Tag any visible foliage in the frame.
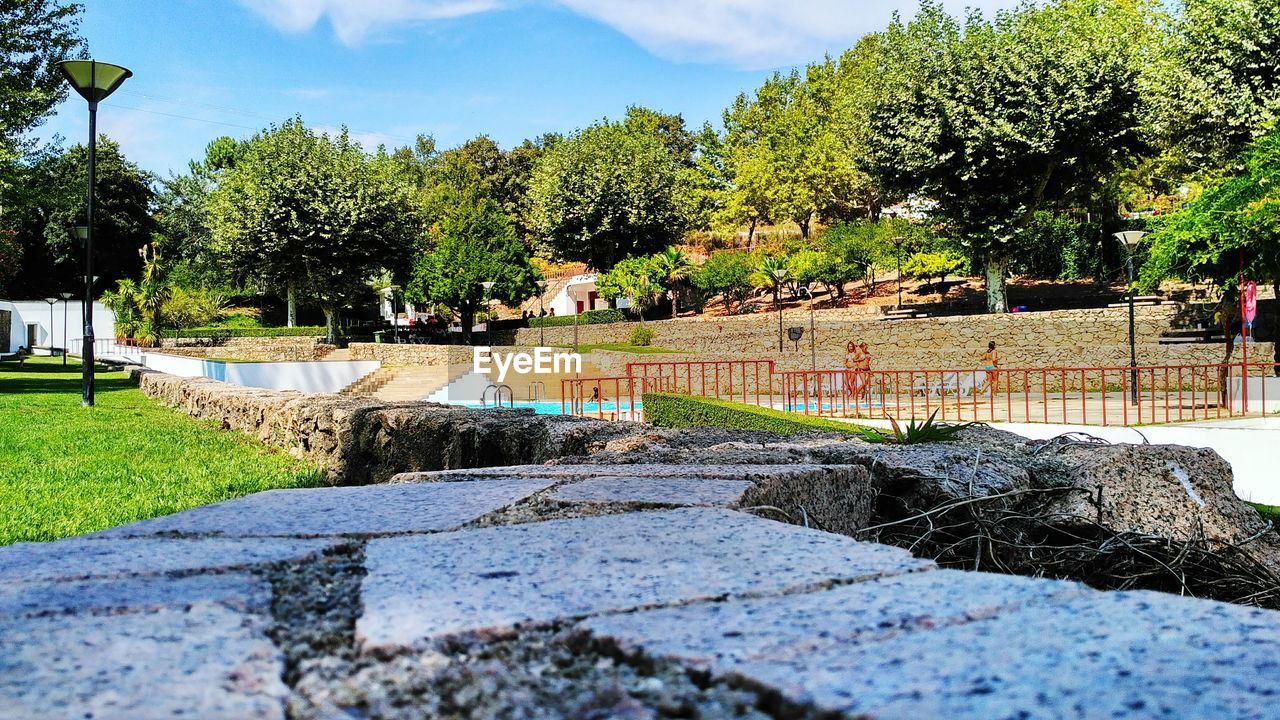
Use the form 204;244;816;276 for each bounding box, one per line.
0;0;83;161
595;255;667;318
162;286;227;328
629;325;655;347
407;179;538;340
0;231;19;295
1141;127;1280;304
1007;211;1108;280
527;308;625;328
902;251;965;291
3;137;156;298
650;246;695;317
862;411;975;444
0;357;322;544
749;254;791;298
694;250;755;314
210;119;420;340
99;279;141;339
168;326;326;339
643;392;881;441
1143;0;1280;170
528;111;693;270
865;0;1154;312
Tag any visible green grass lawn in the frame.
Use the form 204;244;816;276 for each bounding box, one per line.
1252;504;1280;524
0;357;323;545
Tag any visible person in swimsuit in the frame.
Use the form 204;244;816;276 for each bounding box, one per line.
979;341;1000;393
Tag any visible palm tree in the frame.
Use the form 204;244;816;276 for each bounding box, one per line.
652;246;696;319
620;270;664;324
751;254;791;308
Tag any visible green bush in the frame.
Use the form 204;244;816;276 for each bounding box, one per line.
528;308;625;327
168;326;326;339
630;325;656;346
642;393;880;441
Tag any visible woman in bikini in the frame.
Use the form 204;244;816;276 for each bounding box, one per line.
979;341;1000;393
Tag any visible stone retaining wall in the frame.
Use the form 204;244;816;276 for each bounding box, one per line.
127;366;625;485
346;342;474;366
159;336;332;362
510;305;1270;371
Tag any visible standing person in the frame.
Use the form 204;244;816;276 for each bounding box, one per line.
843;341;862;402
856;342;873;407
979;341;1000;393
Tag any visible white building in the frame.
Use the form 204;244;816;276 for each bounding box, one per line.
547;273;609;317
1;300;115;355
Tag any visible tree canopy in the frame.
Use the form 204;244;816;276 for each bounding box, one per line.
0;0;83;164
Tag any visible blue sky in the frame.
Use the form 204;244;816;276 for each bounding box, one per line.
37;0;1018;178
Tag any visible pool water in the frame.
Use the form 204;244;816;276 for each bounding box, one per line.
446;400;641;415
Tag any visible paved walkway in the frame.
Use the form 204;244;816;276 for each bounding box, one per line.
4;464;1279;718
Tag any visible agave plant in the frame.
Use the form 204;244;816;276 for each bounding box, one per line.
864;410;976;444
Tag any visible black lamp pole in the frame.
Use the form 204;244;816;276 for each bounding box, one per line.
58;59;132;407
1115;231;1146;406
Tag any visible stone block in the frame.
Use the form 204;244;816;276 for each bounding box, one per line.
0;537;336;583
0;603;289;720
87;479;556;539
0;573;269;619
581;570;1089;673
590;584;1280;719
357;508;931;650
549;476;754;506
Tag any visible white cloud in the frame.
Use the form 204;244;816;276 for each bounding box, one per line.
237;0;504;45
241;0;1022;68
555;0;1023;69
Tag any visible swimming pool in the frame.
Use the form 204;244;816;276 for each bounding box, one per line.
445;399;642;416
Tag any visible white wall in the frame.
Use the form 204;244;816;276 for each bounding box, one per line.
548;274;600;317
139;351;380;394
1;300;115;354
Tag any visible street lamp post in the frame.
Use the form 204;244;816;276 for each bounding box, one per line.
481;281;495;347
43;298;57;356
535;280;548;348
1115;231;1147;405
772;268;788;353
58;59;133;407
808;300;817;371
892;236;905;308
388;285;401;344
59;292;73;365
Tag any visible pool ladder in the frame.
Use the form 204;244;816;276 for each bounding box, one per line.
481;384;513;407
528;381;545;402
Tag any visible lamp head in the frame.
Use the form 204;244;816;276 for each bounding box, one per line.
57;60;132;103
59;292;73;300
771;269;788;281
536;280;548;290
72;226;88;241
1114;230;1147;250
481;281;495;291
44;297;58;305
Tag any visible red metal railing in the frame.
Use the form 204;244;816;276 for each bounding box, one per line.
562;359;1280;427
560;375;668;422
625;359;778;408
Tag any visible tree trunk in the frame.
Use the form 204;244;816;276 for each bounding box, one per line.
286;282;297;328
984;255;1009;313
670;285;679;319
461;307;474;345
747;219;757;250
798;215;811;240
321;304;337;345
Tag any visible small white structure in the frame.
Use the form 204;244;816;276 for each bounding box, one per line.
1;299;115;355
547;273;608;317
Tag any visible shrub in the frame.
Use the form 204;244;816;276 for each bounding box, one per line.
528;308;625;327
168;326;326;339
630;325;655;346
642;393;881;441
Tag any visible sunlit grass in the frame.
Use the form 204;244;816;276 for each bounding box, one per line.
0;357;323;544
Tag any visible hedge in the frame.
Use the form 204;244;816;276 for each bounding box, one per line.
528;308;625;328
642;392;881;441
168;326;327;339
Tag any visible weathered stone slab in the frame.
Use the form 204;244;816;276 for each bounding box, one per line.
0;572;268;619
0;537;335;583
390;463;852;483
581;570;1090;673
358;507;931;650
0;603;289;719
594;586;1280;718
549;476;754;506
88;478;556;539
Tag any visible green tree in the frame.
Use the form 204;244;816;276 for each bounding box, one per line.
0;0;83;163
750;254;791;308
3;137;155;298
528;115;692;271
210;119;419;339
902;251;965;293
819;220;901;296
693;250;754;314
866;0;1153;312
406;181;538;342
651;246;696;318
0;230;19;295
1144;0;1280;171
596;255;666;320
1140;127;1280;359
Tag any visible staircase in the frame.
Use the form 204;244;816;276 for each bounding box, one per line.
339;367;399;396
